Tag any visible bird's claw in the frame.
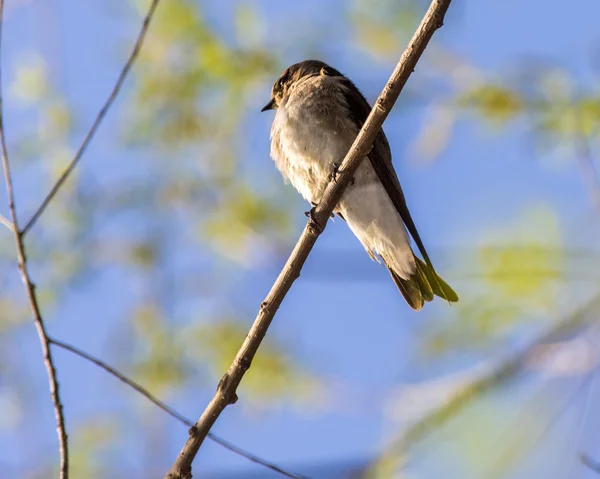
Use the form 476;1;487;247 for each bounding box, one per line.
304;206;324;234
305;202;334;220
328;163;356;186
328;163;340;182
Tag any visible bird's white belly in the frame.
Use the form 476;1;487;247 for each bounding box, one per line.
338;173;415;278
267;74;416;279
271;100;353;205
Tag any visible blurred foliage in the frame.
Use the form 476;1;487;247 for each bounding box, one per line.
406;388;558;479
128;0;277;147
124;0;294;265
130;305;190;395
412;52;600;364
1;0;311;474
415;56;600;164
9;54;74;171
478;205;561;310
350;0;432;60
444;397;548;478
2;0;600;477
423;205;565;356
181;319;323;409
0;54;79;335
456;83;524;128
201;182;291;265
0;295;30;333
0;387;21;430
69;418;118;479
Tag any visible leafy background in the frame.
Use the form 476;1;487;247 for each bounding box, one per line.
1;0;600;477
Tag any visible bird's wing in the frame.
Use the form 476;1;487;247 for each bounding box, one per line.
336;75;435;271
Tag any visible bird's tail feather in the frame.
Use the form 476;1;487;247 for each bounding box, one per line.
387;257;458;311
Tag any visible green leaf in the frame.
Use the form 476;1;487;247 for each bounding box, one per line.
457;84;523;127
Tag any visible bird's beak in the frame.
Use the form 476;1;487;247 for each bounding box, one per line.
261;98;276;112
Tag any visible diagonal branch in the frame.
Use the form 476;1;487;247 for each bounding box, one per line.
49;337;306;479
0;3;69;477
21;0;161;237
164;1;454;477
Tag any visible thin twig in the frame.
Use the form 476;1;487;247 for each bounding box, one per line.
0;2;68;477
50;337;191;424
368;293;600;477
164;1;453;478
21;0;161;236
0;211;12;230
206;435;308;479
49;337;307;479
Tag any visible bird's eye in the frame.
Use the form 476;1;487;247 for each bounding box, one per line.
277;78;285;88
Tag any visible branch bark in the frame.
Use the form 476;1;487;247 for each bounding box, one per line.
0;3;69;477
165;1;453;477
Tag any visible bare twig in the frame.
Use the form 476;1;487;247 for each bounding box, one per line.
206;435;308;479
50;337;191;424
49;337;307;479
0;211;12;230
0;3;68;477
368;293;600;477
165;1;453;477
21;0;161;236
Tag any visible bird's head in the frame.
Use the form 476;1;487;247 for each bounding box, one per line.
261;60;342;112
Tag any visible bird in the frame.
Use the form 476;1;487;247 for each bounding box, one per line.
261;59;458;311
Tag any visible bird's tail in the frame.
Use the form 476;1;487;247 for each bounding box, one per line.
387;257;458;311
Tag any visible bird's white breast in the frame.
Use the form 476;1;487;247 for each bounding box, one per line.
270;76;356;205
267;74;415;278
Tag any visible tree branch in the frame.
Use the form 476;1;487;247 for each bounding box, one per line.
368;293;600;476
0;211;12;230
164;1;453;477
0;3;69;477
49;337;306;479
21;0;161;236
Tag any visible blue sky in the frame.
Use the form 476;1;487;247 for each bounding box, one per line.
1;0;600;477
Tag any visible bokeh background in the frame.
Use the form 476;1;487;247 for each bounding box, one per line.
1;0;600;477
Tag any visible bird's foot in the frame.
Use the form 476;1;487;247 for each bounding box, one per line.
328;163;340;182
328;163;355;186
304;202;318;219
304;206;324;234
305;201;334;220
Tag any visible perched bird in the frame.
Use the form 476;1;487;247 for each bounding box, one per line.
261;60;458;310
